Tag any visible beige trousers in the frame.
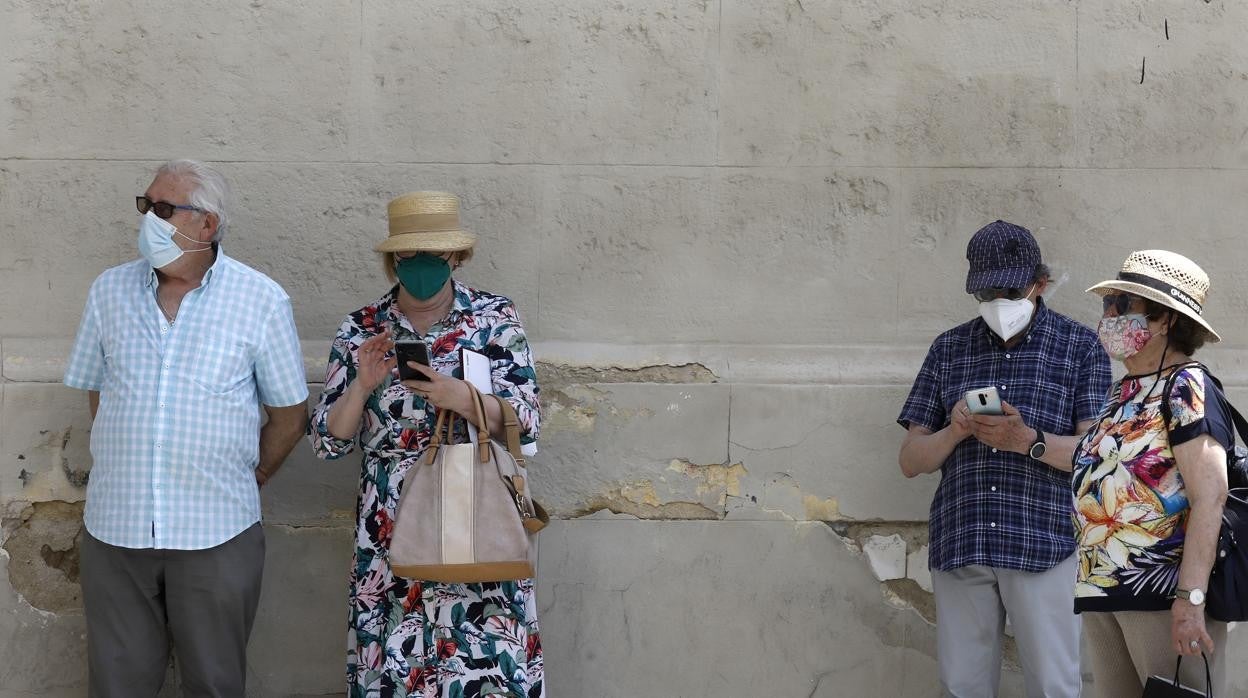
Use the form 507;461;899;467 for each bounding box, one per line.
1082;609;1228;698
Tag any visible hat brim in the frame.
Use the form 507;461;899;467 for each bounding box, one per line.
966;266;1034;294
1086;280;1221;343
375;230;476;254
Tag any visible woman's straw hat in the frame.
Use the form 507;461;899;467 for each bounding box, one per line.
1086;249;1220;342
375;191;477;253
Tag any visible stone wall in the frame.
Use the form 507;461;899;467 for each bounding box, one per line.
3;1;1248;696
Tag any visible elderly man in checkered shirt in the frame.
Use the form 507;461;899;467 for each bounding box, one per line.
898;220;1112;698
64;160;308;698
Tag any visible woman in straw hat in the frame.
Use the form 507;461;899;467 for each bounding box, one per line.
309;192;543;697
1072;250;1234;696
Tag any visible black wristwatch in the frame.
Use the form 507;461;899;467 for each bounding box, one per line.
1028;429;1047;460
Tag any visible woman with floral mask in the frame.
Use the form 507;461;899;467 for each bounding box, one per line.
1073;250;1233;696
309;192;544;697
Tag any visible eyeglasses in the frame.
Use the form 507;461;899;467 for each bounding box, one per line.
973;287;1030;303
1102;293;1139;316
136;196;202;220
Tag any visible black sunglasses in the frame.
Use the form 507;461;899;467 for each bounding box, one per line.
972;287;1029;303
136;195;202;220
1102;293;1138;315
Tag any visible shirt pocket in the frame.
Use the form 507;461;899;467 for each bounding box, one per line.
189;341;252;394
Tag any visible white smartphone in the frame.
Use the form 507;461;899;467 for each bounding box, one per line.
964;386;1003;415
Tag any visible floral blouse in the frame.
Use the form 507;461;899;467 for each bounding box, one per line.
1072;365;1232;613
309;281;543;697
311;281;540;459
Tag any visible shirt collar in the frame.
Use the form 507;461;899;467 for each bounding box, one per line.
142;245;224;289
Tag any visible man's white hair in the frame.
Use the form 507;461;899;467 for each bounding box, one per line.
156;159;231;242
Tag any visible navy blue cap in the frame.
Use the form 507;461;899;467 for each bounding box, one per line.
965;220;1042;293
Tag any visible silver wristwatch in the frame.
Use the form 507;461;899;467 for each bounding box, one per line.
1176;587;1206;606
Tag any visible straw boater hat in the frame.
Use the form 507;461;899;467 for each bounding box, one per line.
375;191;477;253
1086;250;1220;342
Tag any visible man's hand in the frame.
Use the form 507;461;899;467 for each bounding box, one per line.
950;399;975;442
969;400;1035;454
257;402;308;485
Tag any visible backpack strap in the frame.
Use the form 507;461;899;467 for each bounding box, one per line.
1159;361;1248;452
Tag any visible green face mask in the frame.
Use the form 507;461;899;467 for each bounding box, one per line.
395;254;451;300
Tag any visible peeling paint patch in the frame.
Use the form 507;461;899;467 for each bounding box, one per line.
2;500;85;613
882;579;936;624
541;387;599;434
13;425;89;502
572;480;719;520
666;459;746;507
822;521;937;625
538;361;716;387
801;494;840;521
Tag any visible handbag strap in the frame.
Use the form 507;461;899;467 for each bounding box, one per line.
423;385;488;465
425;381;527;467
467;383;491;463
1170;652;1212;697
491;395;527;467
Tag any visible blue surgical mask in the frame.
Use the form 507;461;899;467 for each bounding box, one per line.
137;211;210;269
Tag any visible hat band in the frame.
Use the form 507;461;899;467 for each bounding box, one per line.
389;213;461;235
1117;271;1203;315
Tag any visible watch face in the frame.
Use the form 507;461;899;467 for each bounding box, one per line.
1190;589;1205;605
1030;442;1047;459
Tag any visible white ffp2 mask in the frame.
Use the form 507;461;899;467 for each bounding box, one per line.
979;297;1034;341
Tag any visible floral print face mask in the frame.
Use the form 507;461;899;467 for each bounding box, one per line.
1096;313;1152;361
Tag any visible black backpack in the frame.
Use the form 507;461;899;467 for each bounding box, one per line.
1160;362;1248;622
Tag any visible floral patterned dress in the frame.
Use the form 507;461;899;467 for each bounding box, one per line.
1071;365;1232;612
310;281;544;698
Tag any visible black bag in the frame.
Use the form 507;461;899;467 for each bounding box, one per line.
1160;362;1248;622
1142;653;1212;698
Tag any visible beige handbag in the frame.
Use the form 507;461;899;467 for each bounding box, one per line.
389;384;548;583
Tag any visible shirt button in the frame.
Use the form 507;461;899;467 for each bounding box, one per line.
991;448;998;453
1005;353;1012;359
155;442;162;449
990;522;997;528
159;403;166;408
163;362;171;368
991;486;998;492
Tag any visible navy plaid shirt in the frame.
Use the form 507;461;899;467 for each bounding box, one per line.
898;298;1111;573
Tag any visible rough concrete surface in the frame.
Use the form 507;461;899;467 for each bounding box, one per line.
5;0;1248;696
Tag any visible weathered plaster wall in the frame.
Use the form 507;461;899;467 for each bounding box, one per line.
3;1;1248;696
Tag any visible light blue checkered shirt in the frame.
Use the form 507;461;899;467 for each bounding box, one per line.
64;251;308;550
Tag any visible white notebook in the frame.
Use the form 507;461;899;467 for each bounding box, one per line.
461;348;538;456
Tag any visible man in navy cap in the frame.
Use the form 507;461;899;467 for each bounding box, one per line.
897;220;1111;697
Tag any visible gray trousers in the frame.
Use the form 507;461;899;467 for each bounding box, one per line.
80;523;265;698
931;555;1082;698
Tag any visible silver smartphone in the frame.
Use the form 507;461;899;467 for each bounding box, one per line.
964;386;1003;415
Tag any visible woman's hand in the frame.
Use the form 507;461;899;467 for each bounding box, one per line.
402;362;474;416
1172;600;1214;656
353;330;396;394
